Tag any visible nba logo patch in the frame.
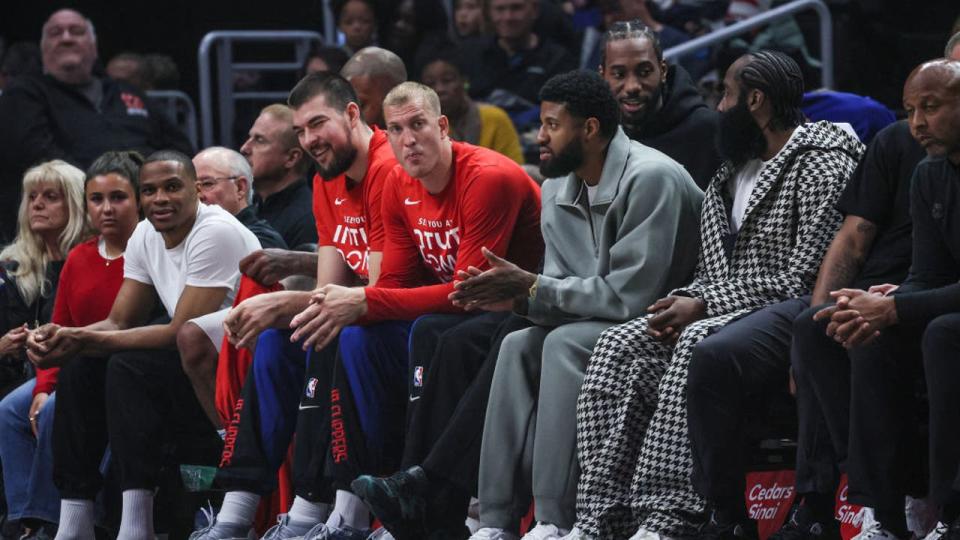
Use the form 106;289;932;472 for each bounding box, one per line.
413;366;423;388
306;377;318;398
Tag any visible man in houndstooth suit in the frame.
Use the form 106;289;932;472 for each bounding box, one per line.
569;51;864;540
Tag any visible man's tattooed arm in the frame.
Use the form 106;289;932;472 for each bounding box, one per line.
810;217;878;306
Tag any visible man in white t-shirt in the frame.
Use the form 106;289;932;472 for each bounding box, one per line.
26;150;260;540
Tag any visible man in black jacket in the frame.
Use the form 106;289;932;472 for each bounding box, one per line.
599;20;721;189
458;0;576;107
0;9;193;242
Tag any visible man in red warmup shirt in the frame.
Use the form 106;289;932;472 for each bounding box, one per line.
286;82;543;536
190;72;404;540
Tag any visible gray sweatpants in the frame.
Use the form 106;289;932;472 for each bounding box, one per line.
478;320;611;531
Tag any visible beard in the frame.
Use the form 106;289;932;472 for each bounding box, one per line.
316;131;358;181
620;83;663;137
716;98;767;168
539;136;585;178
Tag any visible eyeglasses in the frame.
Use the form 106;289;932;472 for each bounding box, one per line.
195;176;238;192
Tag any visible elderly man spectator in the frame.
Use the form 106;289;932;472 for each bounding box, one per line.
193;147;287;250
340;47;407;127
0;8;193;243
458;0;576;107
240;104;317;250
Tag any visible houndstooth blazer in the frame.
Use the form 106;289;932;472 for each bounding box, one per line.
674;120;865;318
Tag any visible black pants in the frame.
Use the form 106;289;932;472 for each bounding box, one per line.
791;302;852;496
845;321;928;515
54;349;222;499
687;297;807;503
295;342;354;501
216;329;342;501
924;313;960;506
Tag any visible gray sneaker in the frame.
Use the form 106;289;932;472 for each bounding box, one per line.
261;514;315;540
188;513;256;540
301;521;371;540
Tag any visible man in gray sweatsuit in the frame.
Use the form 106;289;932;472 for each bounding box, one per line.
449;71;704;540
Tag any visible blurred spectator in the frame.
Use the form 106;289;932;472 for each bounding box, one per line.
240;104;318;250
532;0;580;54
106;52;149;90
336;0;379;55
459;0;577;109
421;51;524;164
0;9;193;243
948;31;960;60
801;90;896;144
454;0;491;39
0;42;42;93
381;0;453;77
193;147;287;249
600;21;720;188
302;45;351;76
143;54;180;90
340;46;407;127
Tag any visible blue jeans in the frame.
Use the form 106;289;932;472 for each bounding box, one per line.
0;378;60;523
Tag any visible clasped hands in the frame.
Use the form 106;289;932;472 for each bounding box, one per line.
813;284;899;349
23;323;84;368
449;248;537;312
287;284;368;351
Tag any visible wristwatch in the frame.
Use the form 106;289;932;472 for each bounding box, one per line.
528;275;539;300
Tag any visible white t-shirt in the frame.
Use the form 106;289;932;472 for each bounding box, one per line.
124;203;261;318
728;128;801;233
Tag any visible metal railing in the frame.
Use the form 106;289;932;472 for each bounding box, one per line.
198;30;325;148
147;90;199;150
664;0;834;89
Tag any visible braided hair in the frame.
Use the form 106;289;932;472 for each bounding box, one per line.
599;19;662;67
738;50;805;131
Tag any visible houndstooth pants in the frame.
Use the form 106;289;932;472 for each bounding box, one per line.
575;311;740;539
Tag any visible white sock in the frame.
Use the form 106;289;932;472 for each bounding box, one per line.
117;489;154;540
288;496;330;524
326;490;368;530
55;499;96;540
217;491;260;526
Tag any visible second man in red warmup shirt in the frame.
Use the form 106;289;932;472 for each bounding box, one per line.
288;82;544;536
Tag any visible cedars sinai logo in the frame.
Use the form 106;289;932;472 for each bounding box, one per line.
747;481;794;520
836;483;866;527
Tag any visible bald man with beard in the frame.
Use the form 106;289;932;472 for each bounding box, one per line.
810;59;960;540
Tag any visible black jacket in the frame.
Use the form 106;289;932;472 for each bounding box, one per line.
0;260;64;394
0;74;194;242
236;206;288;251
459;34;577;106
630;66;722;190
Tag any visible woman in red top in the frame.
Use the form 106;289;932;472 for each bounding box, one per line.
0;151;142;537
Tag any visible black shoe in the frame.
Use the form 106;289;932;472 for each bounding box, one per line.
769;504;840;540
351;467;429;540
425;525;470;540
696;508;759;540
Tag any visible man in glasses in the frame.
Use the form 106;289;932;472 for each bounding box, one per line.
193;146;287;250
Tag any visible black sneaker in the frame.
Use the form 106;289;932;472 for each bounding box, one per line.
769;504;840;540
351;466;429;539
696;509;759;540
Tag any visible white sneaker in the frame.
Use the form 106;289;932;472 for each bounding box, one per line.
559;527;596;540
851;520;903;540
923;522;949;540
365;530;395;540
469;528;520;540
522;523;569;540
628;527;673;540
